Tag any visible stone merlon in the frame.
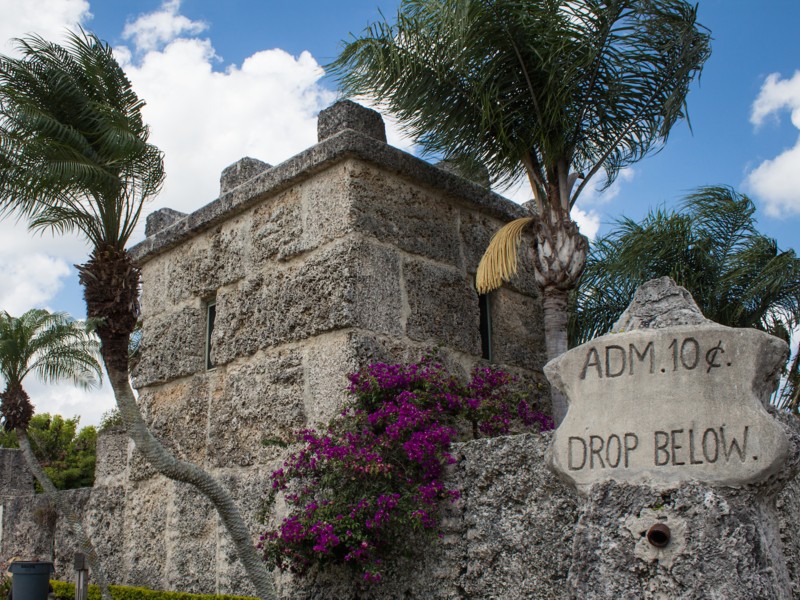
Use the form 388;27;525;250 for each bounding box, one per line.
131;101;525;264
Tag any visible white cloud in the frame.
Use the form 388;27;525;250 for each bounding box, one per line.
122;0;207;53
24;376;115;428
746;71;800;216
570;206;601;241
115;36;339;241
0;0;90;55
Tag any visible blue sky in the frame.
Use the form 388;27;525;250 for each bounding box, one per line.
1;0;799;424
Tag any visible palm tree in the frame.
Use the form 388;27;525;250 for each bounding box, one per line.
0;31;275;599
328;0;710;423
0;309;111;599
571;186;800;406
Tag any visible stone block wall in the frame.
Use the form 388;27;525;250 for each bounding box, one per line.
105;101;548;594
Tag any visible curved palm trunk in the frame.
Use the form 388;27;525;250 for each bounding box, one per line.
16;429;112;600
103;358;276;599
80;248;275;599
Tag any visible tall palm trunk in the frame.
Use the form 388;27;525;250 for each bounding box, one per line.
15;428;112;600
532;210;588;424
79;248;275;599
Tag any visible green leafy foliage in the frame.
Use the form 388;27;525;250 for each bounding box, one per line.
0;29;165;251
0;413;97;489
329;0;710;210
51;580;257;600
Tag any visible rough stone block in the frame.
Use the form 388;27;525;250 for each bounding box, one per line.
250;186;304;263
213;238;402;364
145;207;187;237
94;430;129;486
1;494;59;563
133;306;205;387
123;479;169;589
404;258;481;355
139;254;170;317
207;349;305;468
0;448;34;495
317;100;386;143
81;486;128;585
220;157;271;195
489;287;546;372
166;222;248;305
137;376;210;465
165;482;217;594
349;161;462;266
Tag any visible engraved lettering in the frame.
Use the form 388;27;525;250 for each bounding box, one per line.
721;426;749;462
680;338;700;370
605;345;626;378
654;431;670;466
629;342;655;375
590;435;606;469
568;437;587;471
688;428;703;465
705;341;725;373
702;428;719;463
669;338;678;371
580;348;602;380
624;433;639;467
671;429;686;465
606;434;622;468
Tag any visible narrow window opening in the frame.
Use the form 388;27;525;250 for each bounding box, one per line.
479;293;493;362
205;299;217;370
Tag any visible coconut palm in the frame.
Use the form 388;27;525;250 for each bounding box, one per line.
0;308;111;598
328;0;710;423
0;31;275;599
571;186;800;406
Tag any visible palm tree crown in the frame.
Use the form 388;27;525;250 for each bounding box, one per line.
571;186;800;345
330;0;710;214
0;309;101;430
0;29;164;250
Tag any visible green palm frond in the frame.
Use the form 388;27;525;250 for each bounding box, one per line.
571;186;800;348
0;309;102;392
0;29;164;250
329;0;710;209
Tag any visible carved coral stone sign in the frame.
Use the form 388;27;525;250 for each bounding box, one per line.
546;324;789;491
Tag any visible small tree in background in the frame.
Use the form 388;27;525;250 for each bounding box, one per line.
571;186;800;407
0;413;98;490
0;308;110;597
328;0;711;423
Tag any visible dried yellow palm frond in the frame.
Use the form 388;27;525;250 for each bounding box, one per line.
476;217;534;293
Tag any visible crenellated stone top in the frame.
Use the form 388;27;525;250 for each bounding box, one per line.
317;99;387;143
131;101;526;264
220;157;272;195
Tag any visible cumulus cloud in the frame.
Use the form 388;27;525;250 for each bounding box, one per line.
0;0;90;55
24;377;115;428
115;38;337;239
746;71;800;216
122;0;207;53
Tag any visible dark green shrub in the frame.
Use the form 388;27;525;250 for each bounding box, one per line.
51;580;257;600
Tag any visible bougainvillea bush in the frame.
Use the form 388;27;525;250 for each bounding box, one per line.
260;358;553;583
